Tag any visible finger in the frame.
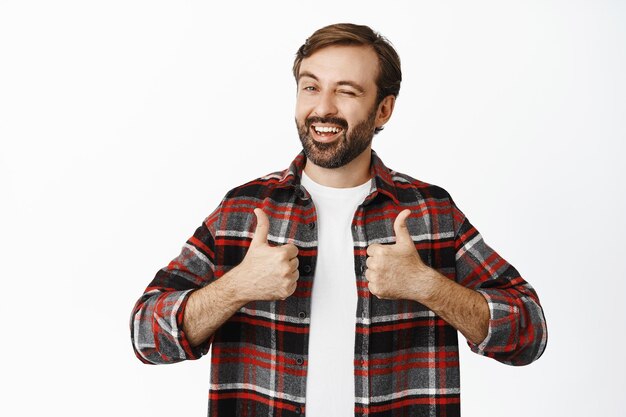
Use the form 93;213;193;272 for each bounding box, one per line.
366;243;382;257
393;209;413;246
289;256;299;272
364;268;372;282
284;243;299;259
289;269;300;281
367;280;377;296
280;281;297;300
251;208;269;247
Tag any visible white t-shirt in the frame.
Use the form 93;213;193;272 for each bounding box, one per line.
300;170;372;417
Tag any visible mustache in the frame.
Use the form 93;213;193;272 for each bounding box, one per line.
305;116;348;130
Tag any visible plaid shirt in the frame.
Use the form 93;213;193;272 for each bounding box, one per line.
131;149;547;417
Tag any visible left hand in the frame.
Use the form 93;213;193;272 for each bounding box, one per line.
365;209;432;300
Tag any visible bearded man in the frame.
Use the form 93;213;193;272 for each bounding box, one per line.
131;22;547;417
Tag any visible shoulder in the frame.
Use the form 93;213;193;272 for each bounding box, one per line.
390;168;467;233
221;167;292;201
202;167;291;229
389;168;455;205
371;149;455;205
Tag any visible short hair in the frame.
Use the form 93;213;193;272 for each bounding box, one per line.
293;23;402;107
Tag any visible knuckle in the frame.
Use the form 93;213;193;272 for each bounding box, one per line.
367;244;381;256
274;251;287;263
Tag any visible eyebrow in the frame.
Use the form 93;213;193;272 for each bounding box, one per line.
298;71;366;94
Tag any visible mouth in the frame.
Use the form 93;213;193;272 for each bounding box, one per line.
309;124;344;143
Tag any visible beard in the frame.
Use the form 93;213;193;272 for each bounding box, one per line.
296;105;377;169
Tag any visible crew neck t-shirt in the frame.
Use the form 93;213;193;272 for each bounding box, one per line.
299;170;372;417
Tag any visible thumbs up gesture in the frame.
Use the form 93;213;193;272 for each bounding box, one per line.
365;209;431;300
233;208;300;302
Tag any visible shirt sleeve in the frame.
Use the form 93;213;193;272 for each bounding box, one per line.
451;200;548;366
129;202;222;365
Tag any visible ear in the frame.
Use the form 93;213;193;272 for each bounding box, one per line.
375;95;396;129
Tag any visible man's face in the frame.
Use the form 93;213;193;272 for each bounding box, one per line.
295;45;381;169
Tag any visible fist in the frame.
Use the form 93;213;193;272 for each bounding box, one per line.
234;208;299;302
365;209;430;300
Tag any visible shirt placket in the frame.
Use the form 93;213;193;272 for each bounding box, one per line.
293;184;318;417
353;197;375;417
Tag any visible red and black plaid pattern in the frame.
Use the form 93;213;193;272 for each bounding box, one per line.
130;149;547;417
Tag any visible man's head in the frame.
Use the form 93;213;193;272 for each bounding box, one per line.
294;23;402;169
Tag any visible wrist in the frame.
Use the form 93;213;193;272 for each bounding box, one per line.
221;266;251;306
413;266;444;305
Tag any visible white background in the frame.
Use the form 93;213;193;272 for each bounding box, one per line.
1;1;625;416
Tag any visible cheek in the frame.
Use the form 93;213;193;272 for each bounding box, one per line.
295;94;314;115
295;106;309;125
341;105;367;126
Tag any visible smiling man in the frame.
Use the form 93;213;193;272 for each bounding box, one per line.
295;44;392;175
131;23;547;417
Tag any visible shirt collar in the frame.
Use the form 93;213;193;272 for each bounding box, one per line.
276;148;400;205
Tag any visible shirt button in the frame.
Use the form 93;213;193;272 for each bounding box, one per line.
295;405;302;414
360;358;366;366
296;357;304;365
298;311;307;319
361;310;367;318
307;221;316;230
303;265;312;273
360;264;366;274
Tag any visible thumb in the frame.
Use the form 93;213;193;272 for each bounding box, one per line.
393;209;413;247
251;208;269;247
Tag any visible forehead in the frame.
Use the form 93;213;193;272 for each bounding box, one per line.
298;45;379;87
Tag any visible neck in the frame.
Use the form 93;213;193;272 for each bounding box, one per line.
303;146;372;188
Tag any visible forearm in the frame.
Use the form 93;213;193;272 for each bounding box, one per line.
416;269;490;345
183;268;249;347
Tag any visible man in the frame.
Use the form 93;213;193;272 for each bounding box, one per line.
130;23;547;417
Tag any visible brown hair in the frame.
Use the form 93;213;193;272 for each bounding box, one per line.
293;23;402;108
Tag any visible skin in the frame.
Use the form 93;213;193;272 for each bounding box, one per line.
295;45;395;188
365;209;489;345
183;44;489;347
184;208;299;347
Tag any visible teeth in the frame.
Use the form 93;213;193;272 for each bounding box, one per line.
314;126;341;133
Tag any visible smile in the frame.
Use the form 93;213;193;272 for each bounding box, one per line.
310;124;344;142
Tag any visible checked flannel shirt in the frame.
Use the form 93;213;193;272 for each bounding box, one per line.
130;149;547;417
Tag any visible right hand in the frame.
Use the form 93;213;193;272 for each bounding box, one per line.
232;208;300;302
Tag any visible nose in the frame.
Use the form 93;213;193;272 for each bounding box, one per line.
312;90;338;118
